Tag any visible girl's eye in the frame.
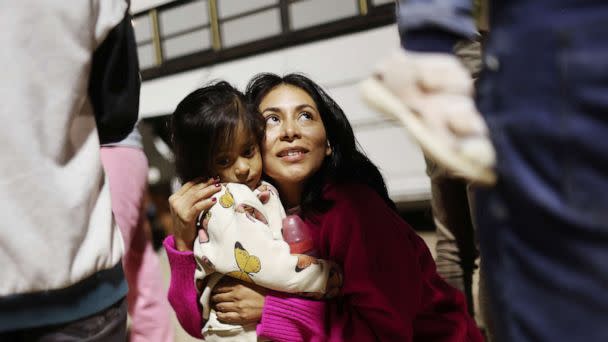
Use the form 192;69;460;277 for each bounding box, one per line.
216;157;231;168
265;115;280;126
299;112;313;121
243;145;256;158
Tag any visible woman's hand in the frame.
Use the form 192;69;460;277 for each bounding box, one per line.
211;277;267;325
168;177;221;251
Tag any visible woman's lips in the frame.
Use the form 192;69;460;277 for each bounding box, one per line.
277;147;308;162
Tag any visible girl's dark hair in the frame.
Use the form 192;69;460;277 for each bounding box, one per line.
245;73;396;214
171;81;264;183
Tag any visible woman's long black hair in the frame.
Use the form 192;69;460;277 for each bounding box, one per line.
246;73;396;215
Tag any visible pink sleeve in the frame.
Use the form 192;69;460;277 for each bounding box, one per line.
257;292;327;342
163;235;204;339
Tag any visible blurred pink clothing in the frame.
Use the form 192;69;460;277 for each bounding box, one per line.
101;146;173;342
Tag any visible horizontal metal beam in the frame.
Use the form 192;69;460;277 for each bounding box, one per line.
141;3;395;81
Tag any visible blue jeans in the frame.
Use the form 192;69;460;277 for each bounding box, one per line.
475;10;608;342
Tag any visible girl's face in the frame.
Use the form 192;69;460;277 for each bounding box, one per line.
259;84;331;192
214;123;262;190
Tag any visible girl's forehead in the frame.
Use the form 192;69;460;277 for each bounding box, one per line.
216;127;256;154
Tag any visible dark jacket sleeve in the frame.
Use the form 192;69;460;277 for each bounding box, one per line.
397;0;476;53
89;10;140;145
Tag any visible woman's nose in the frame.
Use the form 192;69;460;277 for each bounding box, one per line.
280;118;301;141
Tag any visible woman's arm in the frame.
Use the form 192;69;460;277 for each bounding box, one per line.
210;279;327;342
257;292;327;342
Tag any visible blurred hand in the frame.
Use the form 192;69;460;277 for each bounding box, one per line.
364;50;496;183
168;177;221;251
211;277;267;325
375;50;487;139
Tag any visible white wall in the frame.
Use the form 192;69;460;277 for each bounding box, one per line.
139;24;430;203
131;0;175;13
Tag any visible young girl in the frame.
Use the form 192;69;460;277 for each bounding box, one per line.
170;81;341;341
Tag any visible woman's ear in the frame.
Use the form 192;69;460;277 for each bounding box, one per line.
325;140;332;156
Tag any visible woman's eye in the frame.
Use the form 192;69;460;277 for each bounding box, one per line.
265;115;280;126
299;112;313;121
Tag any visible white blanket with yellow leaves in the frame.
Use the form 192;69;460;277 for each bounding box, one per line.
193;182;331;340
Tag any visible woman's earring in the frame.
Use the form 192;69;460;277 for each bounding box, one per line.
325;140;332;156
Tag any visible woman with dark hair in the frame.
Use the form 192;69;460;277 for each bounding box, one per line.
246;73;396;214
164;73;482;341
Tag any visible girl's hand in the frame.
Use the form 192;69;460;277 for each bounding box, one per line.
168;177;221;251
211;277;267;325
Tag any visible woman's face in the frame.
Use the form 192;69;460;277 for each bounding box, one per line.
259;84;331;191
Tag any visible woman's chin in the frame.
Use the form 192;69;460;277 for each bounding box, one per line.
279;172;309;184
271;167;315;185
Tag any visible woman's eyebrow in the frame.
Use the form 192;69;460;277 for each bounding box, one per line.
261;104;317;114
295;104;317;112
261;106;280;114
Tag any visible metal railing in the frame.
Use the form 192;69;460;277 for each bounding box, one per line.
133;0;395;80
